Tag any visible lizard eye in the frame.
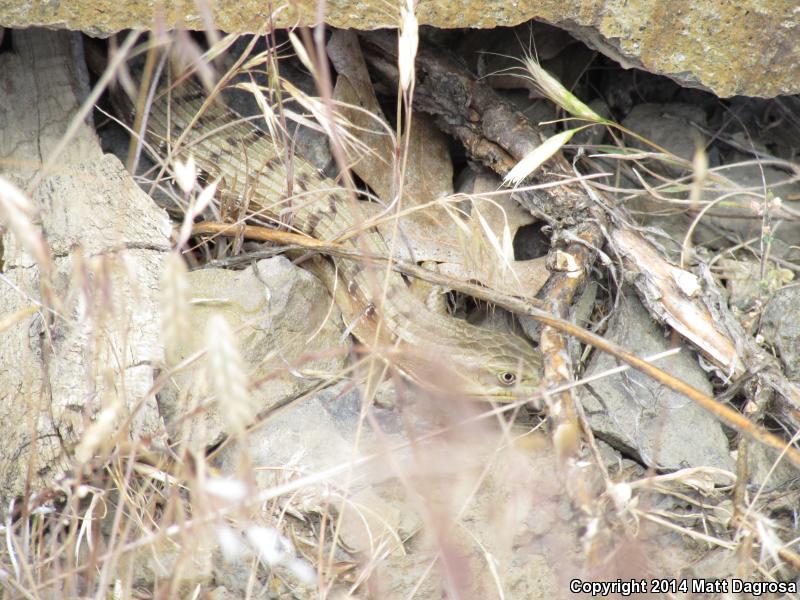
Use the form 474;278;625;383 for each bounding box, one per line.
498;371;517;386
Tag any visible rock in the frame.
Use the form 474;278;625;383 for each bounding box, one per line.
97;121;179;217
215;380;422;549
0;33;102;188
607;103;800;265
157;257;347;447
717;257;793;323
3;3;798;97
578;292;734;472
552;3;800;98
571;98;612;147
215;379;595;598
328;29;455;208
744;442;800;490
115;534;215;597
210;370;743;596
701;164;800;248
621;103;707;166
0;29;170;504
759;286;800;380
469;21;582;95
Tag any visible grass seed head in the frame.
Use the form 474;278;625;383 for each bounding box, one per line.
206;313;254;438
398;0;419;92
503;128;578;186
521;55;608;124
160;251;191;365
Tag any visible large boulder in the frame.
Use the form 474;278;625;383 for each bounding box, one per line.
1;1;798;97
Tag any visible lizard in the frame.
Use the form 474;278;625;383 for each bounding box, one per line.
131;72;543;400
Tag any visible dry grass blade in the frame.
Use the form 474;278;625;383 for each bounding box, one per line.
472;205;514;272
281;80;377;161
232;80;281;142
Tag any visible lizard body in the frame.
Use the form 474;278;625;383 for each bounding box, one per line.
139;76;542;399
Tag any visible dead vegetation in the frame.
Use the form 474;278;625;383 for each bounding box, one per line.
1;17;799;600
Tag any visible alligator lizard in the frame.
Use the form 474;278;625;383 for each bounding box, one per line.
135;74;542;399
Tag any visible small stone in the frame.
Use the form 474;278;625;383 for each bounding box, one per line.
578;291;734;472
157;257;346;448
759;286;800;380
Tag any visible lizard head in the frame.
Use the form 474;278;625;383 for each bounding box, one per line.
461;335;543;401
395;331;542;401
